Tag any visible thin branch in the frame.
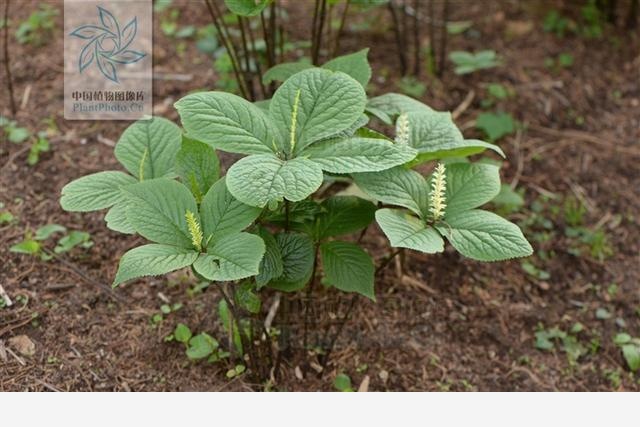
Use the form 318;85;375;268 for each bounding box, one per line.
312;0;328;64
204;0;249;99
3;0;16;116
412;0;421;76
332;0;350;57
387;0;407;75
238;16;255;101
436;0;449;77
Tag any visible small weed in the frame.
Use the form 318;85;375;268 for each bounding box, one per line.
613;333;640;372
396;76;427;98
15;4;58;46
334;373;354;392
476;111;516;142
449;50;501;75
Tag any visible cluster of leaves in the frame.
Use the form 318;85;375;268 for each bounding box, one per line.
1;117;52;166
58;49;531;311
10;223;92;260
542;1;605;39
449;50;501;75
15;3;59;46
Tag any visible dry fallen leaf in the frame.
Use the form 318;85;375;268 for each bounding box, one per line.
8;335;36;357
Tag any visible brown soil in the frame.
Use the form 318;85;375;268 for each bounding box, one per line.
1;0;639;391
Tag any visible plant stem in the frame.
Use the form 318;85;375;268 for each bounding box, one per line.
428;0;436;76
246;18;268;98
238;16;255;101
204;0;250;99
220;284;264;378
318;247;403;371
313;0;328;64
387;0;407;75
375;248;403;276
302;246;320;349
3;0;16;117
319;294;357;371
412;0;421;76
311;0;321;64
436;0;449;77
332;0;350;57
269;1;277;67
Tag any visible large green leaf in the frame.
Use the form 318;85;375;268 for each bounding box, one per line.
262;61;314;85
315;196;376;240
60;171;136;212
406;110;505;159
320;241;374;300
410;139;504;164
436;209;533;261
113;244;198;287
224;0;271;16
175;135;220;203
366;93;432;124
375;208;444;253
193;232;265;281
123;178;198;248
269;68;366;154
255;228;283;289
302;137;417;173
443;163;501;215
226;154;323;207
199;178;261;241
104;202;135;234
353;166;429;217
175;91;279;155
114;117;182;180
322;49;372;87
268;233;315;292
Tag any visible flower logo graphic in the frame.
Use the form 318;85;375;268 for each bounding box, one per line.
69;6;146;83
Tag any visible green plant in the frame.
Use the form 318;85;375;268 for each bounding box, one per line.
10;224;91;260
475;111;516;142
57;51;532;378
613;333;640;372
396;76;427;98
542;10;572;37
1;116;30;143
334;373;354;391
449;50;500;75
15;3;58;45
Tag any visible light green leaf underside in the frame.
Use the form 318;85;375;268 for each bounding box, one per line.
411;140;505;164
302;137;417;173
319;114;369;142
193;232;265;281
114;117;182;180
123;178;198;248
366;93;433;124
322;48;372;87
269;68;366;154
443;163;501;215
175;91;278;155
255;228;283;289
226;154;324;207
406;111;505;159
268;233;315;292
376;208;444;253
315;196;376;240
175;135;220;202
113;244;198;286
199;178;261;241
60;171;136;212
262;61;313;85
105;202;135;234
320;241;375;300
436;209;533;261
353;166;430;218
